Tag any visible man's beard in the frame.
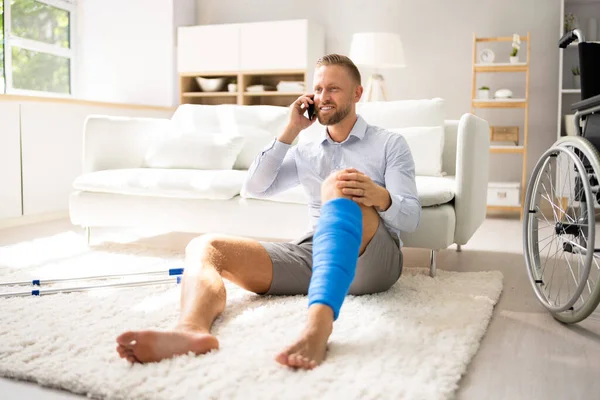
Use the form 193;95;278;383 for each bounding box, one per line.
318;102;351;126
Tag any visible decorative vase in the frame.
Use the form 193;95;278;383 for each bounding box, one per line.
228;83;237;92
477;89;490;100
509;56;519;64
573;75;581;89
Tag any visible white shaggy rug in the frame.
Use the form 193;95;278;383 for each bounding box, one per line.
0;232;503;400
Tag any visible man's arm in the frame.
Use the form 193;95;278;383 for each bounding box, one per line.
243;94;317;197
377;134;421;232
242;138;300;197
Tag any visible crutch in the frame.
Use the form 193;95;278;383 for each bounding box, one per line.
0;276;183;298
0;268;185;298
0;268;184;287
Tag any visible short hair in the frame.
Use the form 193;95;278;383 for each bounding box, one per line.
315;54;361;85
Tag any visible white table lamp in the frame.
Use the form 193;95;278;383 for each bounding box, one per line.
349;32;406;102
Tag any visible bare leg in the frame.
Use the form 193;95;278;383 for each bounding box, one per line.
116;234;273;363
275;171;380;369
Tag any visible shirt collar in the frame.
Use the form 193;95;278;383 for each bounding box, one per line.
321;114;368;144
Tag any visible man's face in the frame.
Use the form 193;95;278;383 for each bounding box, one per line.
312;65;359;126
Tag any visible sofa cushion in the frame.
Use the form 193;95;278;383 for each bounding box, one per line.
416;176;455;207
389;126;444;177
223;105;289;170
143;132;246;170
242;176;454;207
170;104;222;134
73;169;248;200
356;98;445;129
241;185;309;205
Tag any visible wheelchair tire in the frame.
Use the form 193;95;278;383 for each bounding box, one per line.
523;136;600;324
553;136;600;323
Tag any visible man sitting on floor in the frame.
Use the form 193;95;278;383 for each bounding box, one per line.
116;54;421;370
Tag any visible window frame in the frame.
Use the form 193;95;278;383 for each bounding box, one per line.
3;0;77;97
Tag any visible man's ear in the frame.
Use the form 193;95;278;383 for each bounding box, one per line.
354;85;364;103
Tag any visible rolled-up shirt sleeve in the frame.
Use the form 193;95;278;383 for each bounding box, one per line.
242;139;300;197
378;134;421;232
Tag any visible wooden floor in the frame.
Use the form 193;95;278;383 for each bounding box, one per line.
0;217;599;400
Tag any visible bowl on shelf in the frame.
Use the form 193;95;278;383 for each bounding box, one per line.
195;77;228;92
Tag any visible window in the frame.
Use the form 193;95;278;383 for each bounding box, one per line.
1;0;75;96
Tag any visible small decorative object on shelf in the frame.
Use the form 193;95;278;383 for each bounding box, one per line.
478;48;495;64
510;33;521;64
477;86;490;99
494;89;513;99
228;78;237;93
490;126;519;145
572;66;581;89
196;76;228;92
565;13;578;33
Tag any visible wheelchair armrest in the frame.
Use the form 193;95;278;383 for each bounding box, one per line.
572;94;600;112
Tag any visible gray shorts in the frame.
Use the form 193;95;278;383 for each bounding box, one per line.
260;220;403;296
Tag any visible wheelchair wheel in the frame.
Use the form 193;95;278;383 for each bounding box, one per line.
523;136;600;324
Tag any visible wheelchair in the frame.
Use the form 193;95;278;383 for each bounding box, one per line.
523;29;600;324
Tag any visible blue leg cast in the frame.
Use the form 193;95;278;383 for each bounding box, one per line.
308;198;363;320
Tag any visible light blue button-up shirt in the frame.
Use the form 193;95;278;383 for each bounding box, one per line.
242;115;421;246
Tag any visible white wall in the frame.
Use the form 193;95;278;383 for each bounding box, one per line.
0;103;22;219
77;0;195;107
5;100;174;218
195;0;561;184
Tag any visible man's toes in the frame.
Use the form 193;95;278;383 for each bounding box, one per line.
126;355;138;364
301;357;311;369
289;354;303;367
275;351;290;366
116;345;127;357
116;331;138;347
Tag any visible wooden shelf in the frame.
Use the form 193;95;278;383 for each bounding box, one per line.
472;99;527;108
487;205;522;211
476;35;529;42
474;63;528;72
182;92;237;97
244;91;304;96
472;32;530;220
490;145;525;154
179;69;307;107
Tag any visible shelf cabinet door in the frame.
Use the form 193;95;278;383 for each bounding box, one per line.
239;20;307;71
178;24;240;73
0;103;22;219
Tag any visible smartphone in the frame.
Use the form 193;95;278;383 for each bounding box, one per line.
306;102;316;120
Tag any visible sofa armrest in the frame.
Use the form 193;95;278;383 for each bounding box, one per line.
454;113;490;244
82;115;172;174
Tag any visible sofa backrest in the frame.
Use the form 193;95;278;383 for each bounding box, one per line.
168;100;458;176
170;103;289;170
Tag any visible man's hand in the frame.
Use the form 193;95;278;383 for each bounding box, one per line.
278;94;317;145
336;168;391;211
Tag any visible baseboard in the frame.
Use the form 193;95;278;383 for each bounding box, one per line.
0;211;69;230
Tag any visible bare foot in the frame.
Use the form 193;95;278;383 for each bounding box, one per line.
116;327;219;364
276;304;334;370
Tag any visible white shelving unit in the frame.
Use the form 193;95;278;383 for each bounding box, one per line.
557;0;600;139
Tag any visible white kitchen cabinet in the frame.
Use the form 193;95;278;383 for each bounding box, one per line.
0;103;23;219
239;20;308;71
177;19;324;73
177;24;241;73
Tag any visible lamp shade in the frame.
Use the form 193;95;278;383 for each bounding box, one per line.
349;32;406;68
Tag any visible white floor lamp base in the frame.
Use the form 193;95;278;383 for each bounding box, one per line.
362;73;387;102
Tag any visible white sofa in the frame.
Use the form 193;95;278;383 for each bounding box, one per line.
69;100;490;276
